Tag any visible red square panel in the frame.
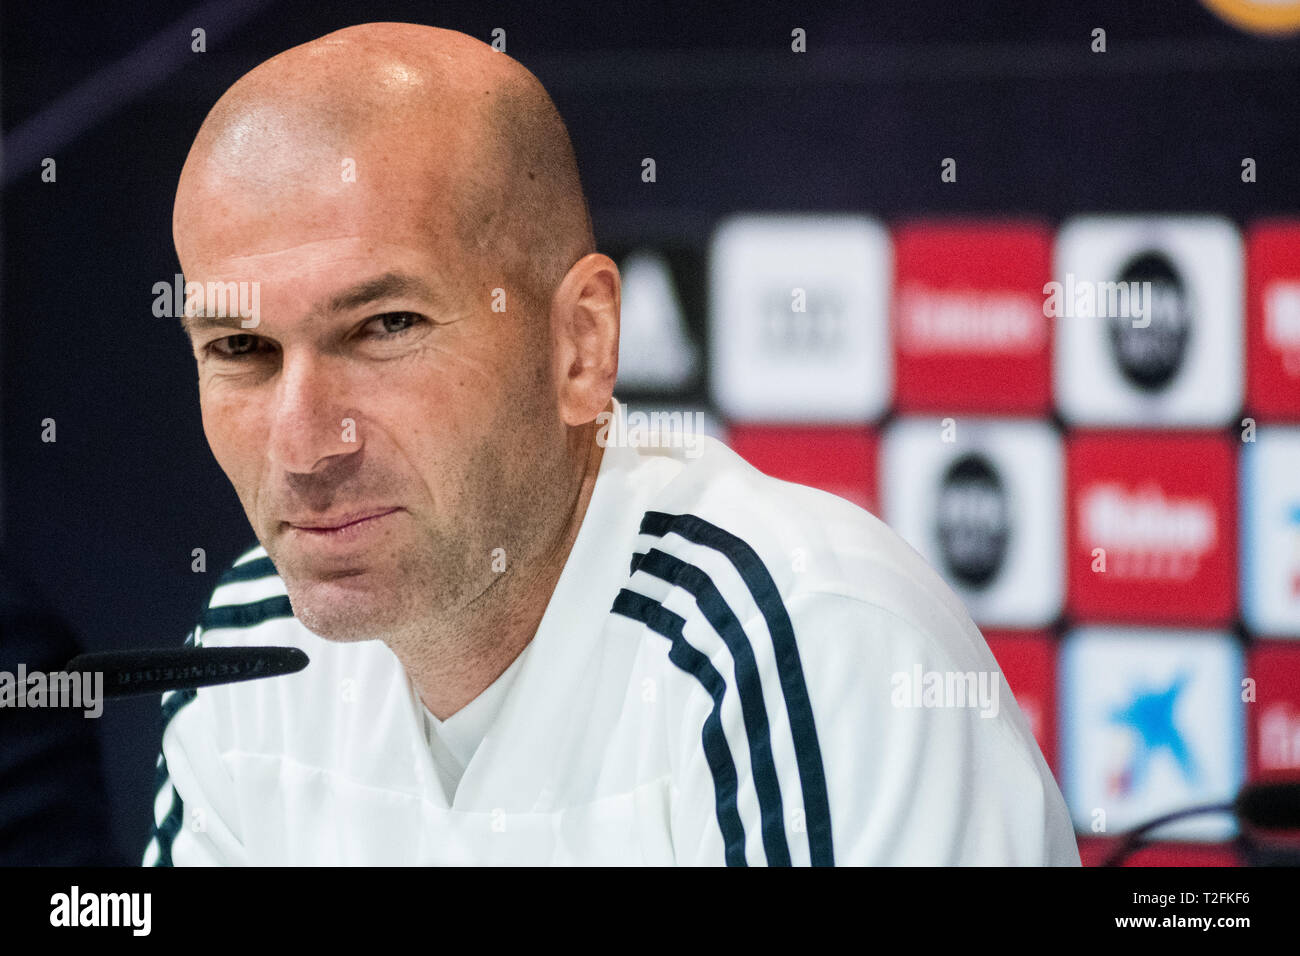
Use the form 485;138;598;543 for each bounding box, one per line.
1248;642;1300;779
1066;432;1237;625
1247;221;1300;419
893;221;1052;414
726;426;878;515
985;631;1057;772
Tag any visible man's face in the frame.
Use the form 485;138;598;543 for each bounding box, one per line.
177;160;562;644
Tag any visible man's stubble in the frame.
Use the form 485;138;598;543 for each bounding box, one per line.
266;362;572;673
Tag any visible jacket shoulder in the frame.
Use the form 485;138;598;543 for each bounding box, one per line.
632;434;980;650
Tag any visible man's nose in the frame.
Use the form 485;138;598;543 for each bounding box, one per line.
266;351;360;474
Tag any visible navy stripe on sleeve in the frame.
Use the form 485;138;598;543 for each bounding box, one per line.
218;555;277;585
611;588;749;866
639;511;834;866
149;686;197;867
631;547;792;866
201;595;293;631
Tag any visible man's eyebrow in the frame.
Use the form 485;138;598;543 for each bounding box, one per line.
321;271;444;315
178;271;445;337
179;311;251;337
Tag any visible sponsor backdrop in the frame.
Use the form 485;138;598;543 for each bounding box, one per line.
615;214;1300;865
5;2;1299;863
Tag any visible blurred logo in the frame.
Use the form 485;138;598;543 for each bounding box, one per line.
1061;628;1244;841
1106;251;1192;391
1080;482;1216;581
615;249;700;391
1260;703;1300;772
934;453;1010;589
1247;643;1300;779
897;285;1043;353
1266;282;1300;376
761;287;847;353
1107;672;1197;797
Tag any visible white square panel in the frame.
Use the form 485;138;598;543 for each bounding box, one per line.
1054;215;1243;426
709;214;891;422
1060;627;1244;841
1242;426;1300;637
881;416;1063;628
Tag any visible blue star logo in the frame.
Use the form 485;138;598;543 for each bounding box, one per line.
1108;672;1198;796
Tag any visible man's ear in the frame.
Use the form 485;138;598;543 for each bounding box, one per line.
550;253;620;426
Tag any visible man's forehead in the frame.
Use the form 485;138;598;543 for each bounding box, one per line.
184;98;482;190
175;153;474;277
174;73;494;272
188;230;457;288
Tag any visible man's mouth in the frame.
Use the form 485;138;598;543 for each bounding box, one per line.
285;507;402;535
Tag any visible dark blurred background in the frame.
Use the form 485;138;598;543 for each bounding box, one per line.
3;1;1298;864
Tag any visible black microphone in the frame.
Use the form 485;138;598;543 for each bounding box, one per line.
63;646;309;699
1102;779;1300;865
1235;779;1300;831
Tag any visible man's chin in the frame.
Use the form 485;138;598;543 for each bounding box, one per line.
282;572;400;643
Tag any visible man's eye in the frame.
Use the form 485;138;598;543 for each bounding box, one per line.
368;312;424;336
208;334;263;358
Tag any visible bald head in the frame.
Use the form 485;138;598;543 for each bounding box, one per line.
175;22;594;317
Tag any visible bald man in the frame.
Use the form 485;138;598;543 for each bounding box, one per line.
145;23;1079;866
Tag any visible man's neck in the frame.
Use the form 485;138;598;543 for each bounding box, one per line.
398;419;606;721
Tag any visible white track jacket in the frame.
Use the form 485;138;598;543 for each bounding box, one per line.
144;401;1080;866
